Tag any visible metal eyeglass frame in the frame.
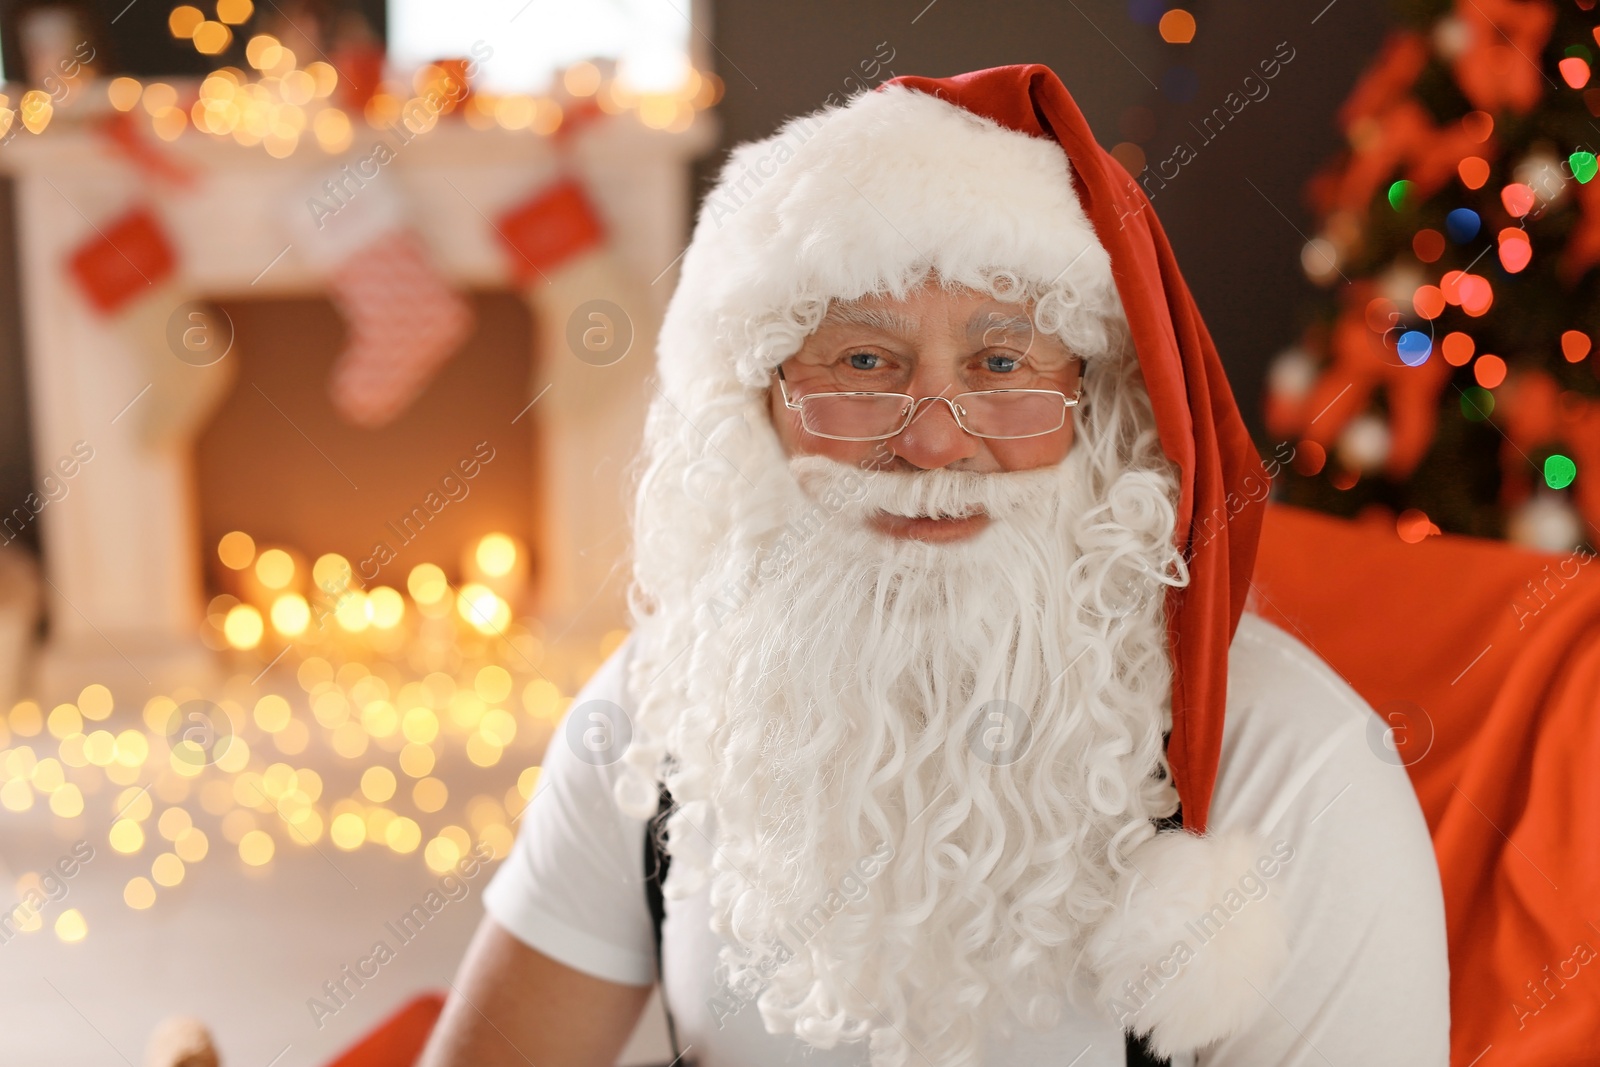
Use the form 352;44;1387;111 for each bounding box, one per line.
775;363;1087;442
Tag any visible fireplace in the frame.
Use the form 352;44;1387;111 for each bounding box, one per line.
3;115;714;701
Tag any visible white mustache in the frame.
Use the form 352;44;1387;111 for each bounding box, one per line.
787;452;1071;523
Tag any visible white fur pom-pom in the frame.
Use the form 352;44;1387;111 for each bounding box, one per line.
1084;827;1293;1056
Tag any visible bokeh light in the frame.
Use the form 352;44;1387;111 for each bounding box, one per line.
475;534;518;577
125;877;156;909
408;563;448;604
217;0;254;24
239;830;275;866
78;685;112;721
368;587;405;629
1457;157;1489;190
193;21;234;55
1473;353;1507;388
224;605;265;649
361;766;397;803
108;77;143;111
457;585;510;634
271;594;311;636
1546;454;1578;490
54;909;87;943
1442;332;1475;366
1561;330;1591;362
385;816;422;853
1158;8;1196;43
255;549;296;590
168;5;204;37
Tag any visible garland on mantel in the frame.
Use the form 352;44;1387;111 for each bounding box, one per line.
2;35;721;160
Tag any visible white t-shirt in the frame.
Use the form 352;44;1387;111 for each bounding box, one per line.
483;611;1451;1065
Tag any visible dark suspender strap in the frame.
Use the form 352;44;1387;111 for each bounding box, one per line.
1125;1030;1173;1066
645;780;1176;1067
644;779;685;1065
1128;796;1179;1065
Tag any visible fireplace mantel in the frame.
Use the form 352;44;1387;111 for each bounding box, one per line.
1;110;715;700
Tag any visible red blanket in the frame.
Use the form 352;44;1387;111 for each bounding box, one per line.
1252;502;1600;1064
321;993;443;1067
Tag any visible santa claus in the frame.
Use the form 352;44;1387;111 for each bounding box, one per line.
422;65;1450;1067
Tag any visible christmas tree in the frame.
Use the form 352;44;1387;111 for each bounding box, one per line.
1267;0;1600;553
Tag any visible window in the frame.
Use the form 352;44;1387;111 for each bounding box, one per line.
386;0;695;94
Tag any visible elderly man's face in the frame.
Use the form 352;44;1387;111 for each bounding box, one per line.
768;280;1084;543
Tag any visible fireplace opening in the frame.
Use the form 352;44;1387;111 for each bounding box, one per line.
192;290;540;621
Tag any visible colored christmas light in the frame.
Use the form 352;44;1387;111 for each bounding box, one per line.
1545;453;1578;489
1460;386;1495;420
1397;330;1433;366
1445;208;1481;242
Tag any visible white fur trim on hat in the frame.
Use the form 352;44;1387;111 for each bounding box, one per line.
656;82;1126;400
1084;828;1292;1057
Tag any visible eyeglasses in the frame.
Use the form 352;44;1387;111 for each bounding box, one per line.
775;365;1085;442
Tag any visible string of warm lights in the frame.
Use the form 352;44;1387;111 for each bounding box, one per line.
2;31;721;159
0;530;629;944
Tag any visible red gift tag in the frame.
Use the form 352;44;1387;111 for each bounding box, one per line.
66;206;177;315
495;177;606;283
320;991;445;1067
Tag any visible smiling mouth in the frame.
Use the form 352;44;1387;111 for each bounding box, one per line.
867;509;991;543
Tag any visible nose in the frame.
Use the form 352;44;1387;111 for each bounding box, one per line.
888;382;979;470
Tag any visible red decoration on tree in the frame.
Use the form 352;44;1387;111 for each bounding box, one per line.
1336;31;1430;128
326;229;475;428
1274;0;1600;551
1310;101;1498;220
1450;0;1558;115
1268;281;1453;480
66;205;176;315
1559;170;1600;285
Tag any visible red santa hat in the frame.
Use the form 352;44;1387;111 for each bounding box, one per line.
880;64;1272;835
655;63;1283;1053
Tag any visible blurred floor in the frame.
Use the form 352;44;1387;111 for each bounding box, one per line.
0;753;671;1066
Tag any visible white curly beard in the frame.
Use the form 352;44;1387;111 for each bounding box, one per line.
623;368;1189;1066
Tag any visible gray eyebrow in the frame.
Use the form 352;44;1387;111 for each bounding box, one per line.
967;310;1035;345
822;302;920;335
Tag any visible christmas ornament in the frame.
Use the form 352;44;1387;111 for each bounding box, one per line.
1450;0;1557;115
1269;281;1453;481
1506;488;1584;550
1337;412;1393;471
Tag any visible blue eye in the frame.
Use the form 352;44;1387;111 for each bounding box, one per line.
984;354;1020;373
846;351;881;370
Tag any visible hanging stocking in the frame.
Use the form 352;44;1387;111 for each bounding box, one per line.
493;141;656;628
289;164;475;429
325;227;475;428
67;204;237;449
